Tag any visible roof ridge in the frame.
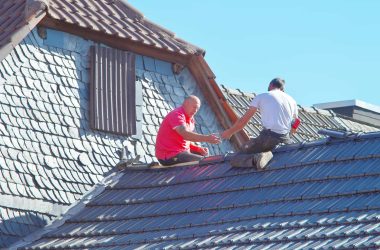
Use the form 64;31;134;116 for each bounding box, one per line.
276;129;380;153
220;84;256;97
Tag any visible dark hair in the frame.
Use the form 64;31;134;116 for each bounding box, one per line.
269;78;285;91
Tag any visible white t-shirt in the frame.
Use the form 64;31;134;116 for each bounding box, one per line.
250;89;298;134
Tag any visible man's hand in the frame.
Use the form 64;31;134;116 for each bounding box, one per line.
221;130;232;140
205;134;221;144
198;147;209;156
221;106;257;140
175;126;221;144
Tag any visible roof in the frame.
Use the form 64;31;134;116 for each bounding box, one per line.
314;99;380;128
2;1;380;248
0;26;233;248
220;85;380;143
314;99;380;114
0;1;234;248
0;0;47;61
0;206;53;249
17;130;380;249
0;0;204;64
45;0;204;56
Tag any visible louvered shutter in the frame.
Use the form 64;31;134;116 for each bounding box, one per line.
90;46;136;135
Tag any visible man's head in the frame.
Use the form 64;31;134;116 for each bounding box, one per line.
268;78;285;91
182;95;201;118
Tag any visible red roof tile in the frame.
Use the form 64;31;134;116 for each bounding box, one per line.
0;0;204;63
46;0;204;56
0;0;47;62
0;1;26;48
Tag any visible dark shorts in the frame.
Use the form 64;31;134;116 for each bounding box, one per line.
158;151;204;166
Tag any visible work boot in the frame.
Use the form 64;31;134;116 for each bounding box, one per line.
253;151;273;170
230;154;255;168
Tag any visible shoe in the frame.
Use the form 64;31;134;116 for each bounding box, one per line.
230;154;255;168
254;151;273;170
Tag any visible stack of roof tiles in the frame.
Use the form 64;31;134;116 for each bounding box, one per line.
18;130;380;249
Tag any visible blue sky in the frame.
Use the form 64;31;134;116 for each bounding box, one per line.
127;0;380;107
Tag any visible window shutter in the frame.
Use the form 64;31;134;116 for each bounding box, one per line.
90;46;136;135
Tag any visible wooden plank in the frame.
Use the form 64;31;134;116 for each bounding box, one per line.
127;52;136;135
150;161;200;169
188;55;249;149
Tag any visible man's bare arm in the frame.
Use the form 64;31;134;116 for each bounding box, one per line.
175;125;220;144
221;106;257;139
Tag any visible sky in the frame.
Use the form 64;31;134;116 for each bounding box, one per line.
126;0;380;108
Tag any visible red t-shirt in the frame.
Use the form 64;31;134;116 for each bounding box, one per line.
155;106;195;160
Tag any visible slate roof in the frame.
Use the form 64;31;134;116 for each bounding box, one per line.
0;27;233;248
17;130;380;249
220;85;380;143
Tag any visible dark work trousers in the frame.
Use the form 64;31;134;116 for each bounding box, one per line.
158;151;204;166
242;129;292;154
231;129;292;167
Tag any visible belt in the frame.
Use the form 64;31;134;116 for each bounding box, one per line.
263;128;289;137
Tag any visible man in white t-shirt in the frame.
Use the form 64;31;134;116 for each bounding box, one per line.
221;78;300;169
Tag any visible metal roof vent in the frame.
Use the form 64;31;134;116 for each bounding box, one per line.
318;129;360;139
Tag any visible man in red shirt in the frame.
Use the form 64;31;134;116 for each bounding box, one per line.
155;96;221;166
